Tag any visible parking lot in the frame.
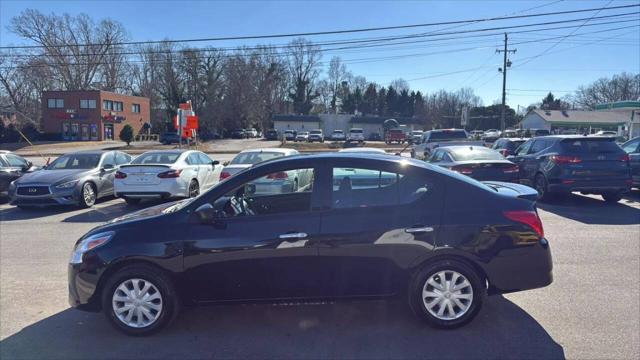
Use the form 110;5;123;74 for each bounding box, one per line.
1;151;638;359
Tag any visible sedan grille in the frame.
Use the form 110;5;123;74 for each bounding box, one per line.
17;186;50;196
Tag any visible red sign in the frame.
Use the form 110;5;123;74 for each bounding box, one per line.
186;115;199;130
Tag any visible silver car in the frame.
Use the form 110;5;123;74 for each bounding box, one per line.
220;148;310;194
9;150;131;208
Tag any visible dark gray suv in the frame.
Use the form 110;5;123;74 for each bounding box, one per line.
508;135;631;202
9;150;131;208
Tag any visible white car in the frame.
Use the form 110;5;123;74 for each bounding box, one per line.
220;148;310;194
295;132;309;142
114;150;222;204
330;130;346;141
347;128;365;143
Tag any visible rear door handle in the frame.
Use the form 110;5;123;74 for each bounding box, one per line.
279;232;308;240
405;226;434;234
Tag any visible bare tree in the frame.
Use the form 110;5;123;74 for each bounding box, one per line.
327;56;350;113
570;72;640;109
287;38;321;115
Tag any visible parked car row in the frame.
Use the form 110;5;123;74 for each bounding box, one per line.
231;128;260;139
267;128;371;144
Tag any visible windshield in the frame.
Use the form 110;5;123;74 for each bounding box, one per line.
48;153;101;170
333;130;343;133
132;152;181;164
350;129;363;133
310;131;322;134
450;148;504;161
230;151;286;165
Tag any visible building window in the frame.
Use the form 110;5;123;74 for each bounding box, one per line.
80;99;96;109
48;99;64;108
103;100;113;111
114;101;123;112
131;104;140;113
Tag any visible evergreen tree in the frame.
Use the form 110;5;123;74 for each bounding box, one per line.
362;83;378;115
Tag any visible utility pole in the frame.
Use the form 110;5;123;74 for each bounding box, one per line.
496;33;516;132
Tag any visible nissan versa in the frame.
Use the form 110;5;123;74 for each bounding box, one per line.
68;153;553;336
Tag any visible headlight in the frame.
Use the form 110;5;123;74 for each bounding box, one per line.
69;231;114;264
55;180;78;189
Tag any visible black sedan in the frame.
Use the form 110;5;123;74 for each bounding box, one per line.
428;146;519;182
69;153;552;335
9;150;131;208
0;151;36;193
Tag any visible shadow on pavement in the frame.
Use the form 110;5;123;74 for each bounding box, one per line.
0;197;118;222
538;192;640;225
0;296;564;360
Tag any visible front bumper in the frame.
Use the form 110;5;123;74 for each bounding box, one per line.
483;238;553;295
68;262;105;312
10;186;80;206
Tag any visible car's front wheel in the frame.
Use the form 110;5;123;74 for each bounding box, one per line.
102;265;178;336
188;180;199;198
79;182;96;208
409;259;484;329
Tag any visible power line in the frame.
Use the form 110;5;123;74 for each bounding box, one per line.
1;3;638;50
1;12;637;63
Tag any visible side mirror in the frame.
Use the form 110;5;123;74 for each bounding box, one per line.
103;164;115;170
212;160;220;166
194;204;224;224
223;161;230;166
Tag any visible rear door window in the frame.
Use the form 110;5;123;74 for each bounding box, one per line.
530;139;550;154
198;153;212;165
516;140;533;155
560;139;622;154
115;152;131;165
622;139;640;154
102;152;116;167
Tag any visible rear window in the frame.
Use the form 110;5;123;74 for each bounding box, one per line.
450;148;504;161
428;130;468;141
230;151;286;165
350;129;363;133
132;152;181;164
560;139;622;153
310;130;322;134
389;129;403;134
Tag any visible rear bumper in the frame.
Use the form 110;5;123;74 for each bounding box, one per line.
484;239;553;295
547;178;631;194
115;178;189;198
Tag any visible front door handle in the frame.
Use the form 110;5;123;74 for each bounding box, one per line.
405;226;434;234
279;232;308;240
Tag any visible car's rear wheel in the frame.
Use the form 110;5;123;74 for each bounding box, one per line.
409;259;484;329
124;197;141;205
188;180;199;198
602;192;622;203
102;265;178;336
79;182;96;208
534;174;552;202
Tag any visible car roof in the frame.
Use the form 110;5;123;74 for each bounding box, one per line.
338;147;386;153
238;147;296;155
428;128;466;132
64;150;109;155
0;150;11;154
439;145;496;152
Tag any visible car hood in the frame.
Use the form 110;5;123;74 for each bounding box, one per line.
15;168;93;185
108;199;190;225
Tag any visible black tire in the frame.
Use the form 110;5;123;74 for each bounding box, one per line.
124;197;141;205
408;259;484;329
534;173;553;202
188;180;199;198
602;192;622;203
102;264;179;336
79;182;97;208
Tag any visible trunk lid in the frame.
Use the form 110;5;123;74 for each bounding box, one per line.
118;164;171;186
482;181;539;202
557;138;629;180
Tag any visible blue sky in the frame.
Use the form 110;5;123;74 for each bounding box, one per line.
1;0;638;110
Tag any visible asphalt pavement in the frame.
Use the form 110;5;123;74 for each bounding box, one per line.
0;189;638;359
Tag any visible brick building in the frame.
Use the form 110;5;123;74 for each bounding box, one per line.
41;90;150;141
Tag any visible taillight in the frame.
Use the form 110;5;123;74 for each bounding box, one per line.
219;171;231;181
550;155;581;164
157;169;182;178
451;166;473;175
115;171;127;179
621;153;630;162
266;171;289;180
503;165;519;173
504;210;544;238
